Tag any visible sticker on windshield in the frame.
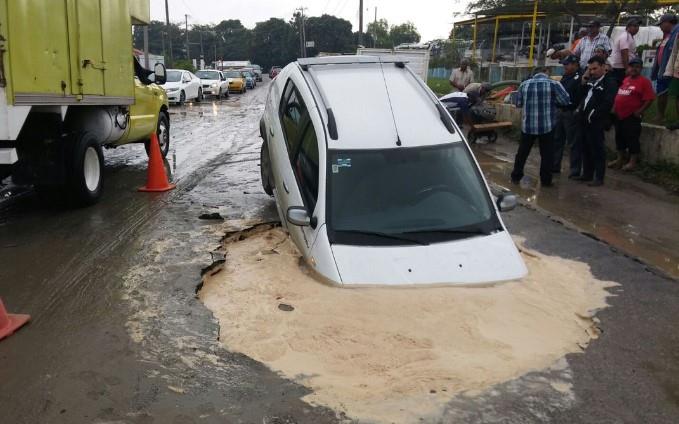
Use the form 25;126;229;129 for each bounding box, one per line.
337;158;352;168
332;164;339;173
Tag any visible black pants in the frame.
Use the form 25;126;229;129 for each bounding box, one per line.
512;130;554;185
553;109;581;174
582;122;606;182
615;115;642;154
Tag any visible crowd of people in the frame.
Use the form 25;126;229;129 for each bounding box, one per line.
448;14;677;188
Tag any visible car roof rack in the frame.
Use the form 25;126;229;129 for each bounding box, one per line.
297;55;410;69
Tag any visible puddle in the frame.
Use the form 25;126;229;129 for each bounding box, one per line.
199;226;617;423
473;146;679;279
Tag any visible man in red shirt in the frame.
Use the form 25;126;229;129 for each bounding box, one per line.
610;58;655;171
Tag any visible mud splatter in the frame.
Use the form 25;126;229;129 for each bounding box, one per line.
200;227;617;423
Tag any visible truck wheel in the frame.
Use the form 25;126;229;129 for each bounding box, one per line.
145;112;170;158
196;88;203;103
179;90;186;106
260;139;274;196
66;132;104;206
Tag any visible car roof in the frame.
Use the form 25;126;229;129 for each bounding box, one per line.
299;56;462;150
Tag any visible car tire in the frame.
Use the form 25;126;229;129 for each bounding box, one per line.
179;90;186;106
145;112;170;158
65;132;104;206
195;88;203;103
260;139;274;196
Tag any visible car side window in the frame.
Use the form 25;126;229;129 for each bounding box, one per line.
279;80;308;161
294;122;320;211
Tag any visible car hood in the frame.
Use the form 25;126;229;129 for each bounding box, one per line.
330;231;527;286
200;78;220;83
162;81;182;90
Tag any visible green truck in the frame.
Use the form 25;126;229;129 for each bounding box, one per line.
0;0;169;205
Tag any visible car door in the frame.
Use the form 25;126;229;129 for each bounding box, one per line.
190;72;201;97
270;74;322;255
181;72;193;99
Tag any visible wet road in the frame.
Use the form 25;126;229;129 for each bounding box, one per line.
1;78;678;423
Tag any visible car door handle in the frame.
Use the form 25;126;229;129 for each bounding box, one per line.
283;182;290;194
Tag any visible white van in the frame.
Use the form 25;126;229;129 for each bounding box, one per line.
259;56;527;286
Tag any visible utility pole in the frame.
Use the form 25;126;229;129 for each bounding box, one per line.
296;7;308;58
373;7;377;48
199;30;204;69
185;14;190;60
164;0;173;66
358;0;364;46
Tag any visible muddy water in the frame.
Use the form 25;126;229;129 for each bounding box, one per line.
473;143;679;279
200;226;616;423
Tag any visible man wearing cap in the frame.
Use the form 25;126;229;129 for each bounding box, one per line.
610;57;655;171
553;55;584;176
511;67;571;187
610;18;641;86
449;59;474;92
661;14;679;129
652;13;678;122
556;20;611;69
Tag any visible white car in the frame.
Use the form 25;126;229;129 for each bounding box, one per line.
162;69;203;105
259;56;527;286
195;69;229;99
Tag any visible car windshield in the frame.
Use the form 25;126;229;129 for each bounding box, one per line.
166;70;182;82
225;71;241;78
328;143;500;246
243;72;252;77
196;70;220;79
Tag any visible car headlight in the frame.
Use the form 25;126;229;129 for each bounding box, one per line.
228;78;233;83
211;83;218;88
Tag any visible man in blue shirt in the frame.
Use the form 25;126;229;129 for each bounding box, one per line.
511;67;571;187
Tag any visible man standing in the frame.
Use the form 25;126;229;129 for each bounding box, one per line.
576;56;618;186
652;13;678;122
449;59;474;92
552;55;584;176
610;18;641;86
610;58;655;171
555;20;611;69
511;67;571;187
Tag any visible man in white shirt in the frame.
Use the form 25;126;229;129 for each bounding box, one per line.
610;17;641;86
449;59;474;92
552;20;612;69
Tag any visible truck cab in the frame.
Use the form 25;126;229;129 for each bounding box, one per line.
0;0;170;205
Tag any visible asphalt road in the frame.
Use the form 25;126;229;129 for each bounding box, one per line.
1;78;678;423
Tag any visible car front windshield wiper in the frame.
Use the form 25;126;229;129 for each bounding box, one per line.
335;229;430;246
402;226;500;236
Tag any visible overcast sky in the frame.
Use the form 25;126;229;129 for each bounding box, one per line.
151;0;470;42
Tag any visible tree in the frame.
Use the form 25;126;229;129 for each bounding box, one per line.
304;14;354;56
250;18;298;71
367;19;391;48
214;20;253;61
390;22;421;46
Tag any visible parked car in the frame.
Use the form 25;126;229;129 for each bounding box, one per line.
242;71;256;89
195;69;229;99
269;66;281;79
162;69;203;104
224;70;246;94
252;64;263;81
259;56;526;286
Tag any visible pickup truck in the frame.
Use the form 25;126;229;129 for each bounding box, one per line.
0;0;170;206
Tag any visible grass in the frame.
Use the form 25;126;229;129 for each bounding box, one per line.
427;78;451;97
634;161;679;194
642;98;678;125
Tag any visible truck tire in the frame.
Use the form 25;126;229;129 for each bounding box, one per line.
66;132;104;206
260;139;274;196
145;112;170;158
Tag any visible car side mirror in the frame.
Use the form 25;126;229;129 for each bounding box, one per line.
153;63;166;85
496;192;518;212
287;207;311;227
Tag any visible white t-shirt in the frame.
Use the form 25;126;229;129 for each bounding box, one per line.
610;31;636;69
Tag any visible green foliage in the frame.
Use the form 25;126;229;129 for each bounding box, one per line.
173;59;195;73
251;18;298;71
426;78;451;96
304;14;354;55
366;19;392;48
390;22;421;46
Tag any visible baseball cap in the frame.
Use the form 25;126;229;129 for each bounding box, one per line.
628;57;643;66
626;17;642;27
587;19;602;27
657;13;678;25
560;55;579;65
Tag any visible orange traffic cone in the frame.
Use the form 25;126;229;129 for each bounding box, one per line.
0;297;30;341
139;132;176;192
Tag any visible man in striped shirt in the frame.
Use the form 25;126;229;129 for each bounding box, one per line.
511;67;571;187
553;20;612;69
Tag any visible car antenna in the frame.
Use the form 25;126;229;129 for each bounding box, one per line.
378;59;403;147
